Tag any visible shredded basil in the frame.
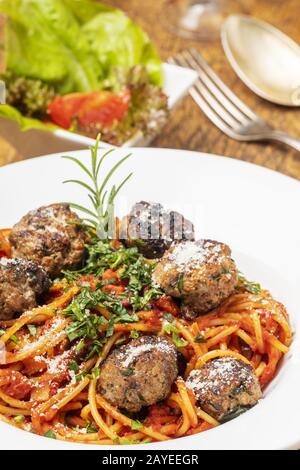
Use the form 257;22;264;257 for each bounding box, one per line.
131;419;144;430
44;429;57;439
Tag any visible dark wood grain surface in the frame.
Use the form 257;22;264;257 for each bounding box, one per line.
109;0;300;180
1;0;300;180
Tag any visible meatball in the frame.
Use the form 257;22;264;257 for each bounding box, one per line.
98;335;178;412
0;258;50;320
152;239;238;319
9;203;87;277
120;201;194;259
186;358;262;422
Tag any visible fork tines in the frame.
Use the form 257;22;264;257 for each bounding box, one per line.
169;48;262;138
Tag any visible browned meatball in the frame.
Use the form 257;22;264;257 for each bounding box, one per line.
0;258;50;320
9;203;87;277
120;201;194;259
152;239;238;319
186;358;262;422
98;335;178;412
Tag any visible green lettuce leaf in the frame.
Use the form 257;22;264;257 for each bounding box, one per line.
70;1;163;86
0;0;103;93
0;104;57;131
0;0;163;132
0;0;163;91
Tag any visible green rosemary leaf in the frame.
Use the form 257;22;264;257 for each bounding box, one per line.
67;202;96;219
62;155;93;179
112;173;133;201
98;153;132;202
63;179;97;196
62;137;132;240
96;148;115;179
80;218;98;228
88;194;98;212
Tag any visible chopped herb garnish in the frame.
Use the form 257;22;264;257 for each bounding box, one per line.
122;368;134;377
27;324;37;336
86;421;98;433
14;415;25;423
177;273;184;292
75;338;86;354
44;429;56;439
212;267;230;281
10;334;18;344
172;332;188;348
106;312;138;338
194;335;206;343
68;360;79;372
161;320;188;348
75;370;89;382
131;419;144;430
163;313;174;323
129;330;139;339
119;437;141;445
92;367;100;379
238;275;261;294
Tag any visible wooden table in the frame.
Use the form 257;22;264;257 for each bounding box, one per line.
1;0;300;180
109;0;300;180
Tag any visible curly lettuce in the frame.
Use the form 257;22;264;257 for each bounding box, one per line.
0;0;163;92
0;0;164;136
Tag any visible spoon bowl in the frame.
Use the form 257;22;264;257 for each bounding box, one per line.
221;15;300;106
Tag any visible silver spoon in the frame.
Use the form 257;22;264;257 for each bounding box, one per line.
221;15;300;106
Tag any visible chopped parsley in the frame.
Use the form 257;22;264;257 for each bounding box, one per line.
68;360;79;372
75;370;89;382
163;313;173;323
14;415;25;423
211;267;230;281
238;275;261;294
86;421;98;433
10;334;18;344
129;330;139;339
61;238;164;363
27;324;37;336
194;335;206;343
130;419;144;430
44;429;56;439
122;367;134;377
161;320;188;348
63;285;134;356
177;273;184;293
92;367;100;379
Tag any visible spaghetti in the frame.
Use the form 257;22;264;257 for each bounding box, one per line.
0;228;292;445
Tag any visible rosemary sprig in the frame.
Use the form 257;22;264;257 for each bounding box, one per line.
62;135;132;239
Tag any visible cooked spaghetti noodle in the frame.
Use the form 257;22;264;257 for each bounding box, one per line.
0;228;292;445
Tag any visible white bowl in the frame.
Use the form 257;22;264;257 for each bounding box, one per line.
0;64;198;158
0;148;299;450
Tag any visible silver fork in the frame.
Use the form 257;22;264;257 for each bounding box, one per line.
169;48;300;153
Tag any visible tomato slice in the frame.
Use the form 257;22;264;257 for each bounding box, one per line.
48;93;88;129
48;90;130;129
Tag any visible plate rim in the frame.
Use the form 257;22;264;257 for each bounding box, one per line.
0;147;299;450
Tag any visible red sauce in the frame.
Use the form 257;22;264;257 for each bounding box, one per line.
0;370;32;400
78;274;99;291
154;296;180;317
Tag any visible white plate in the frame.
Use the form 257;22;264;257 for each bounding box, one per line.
0;148;299;450
0;64;198;157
